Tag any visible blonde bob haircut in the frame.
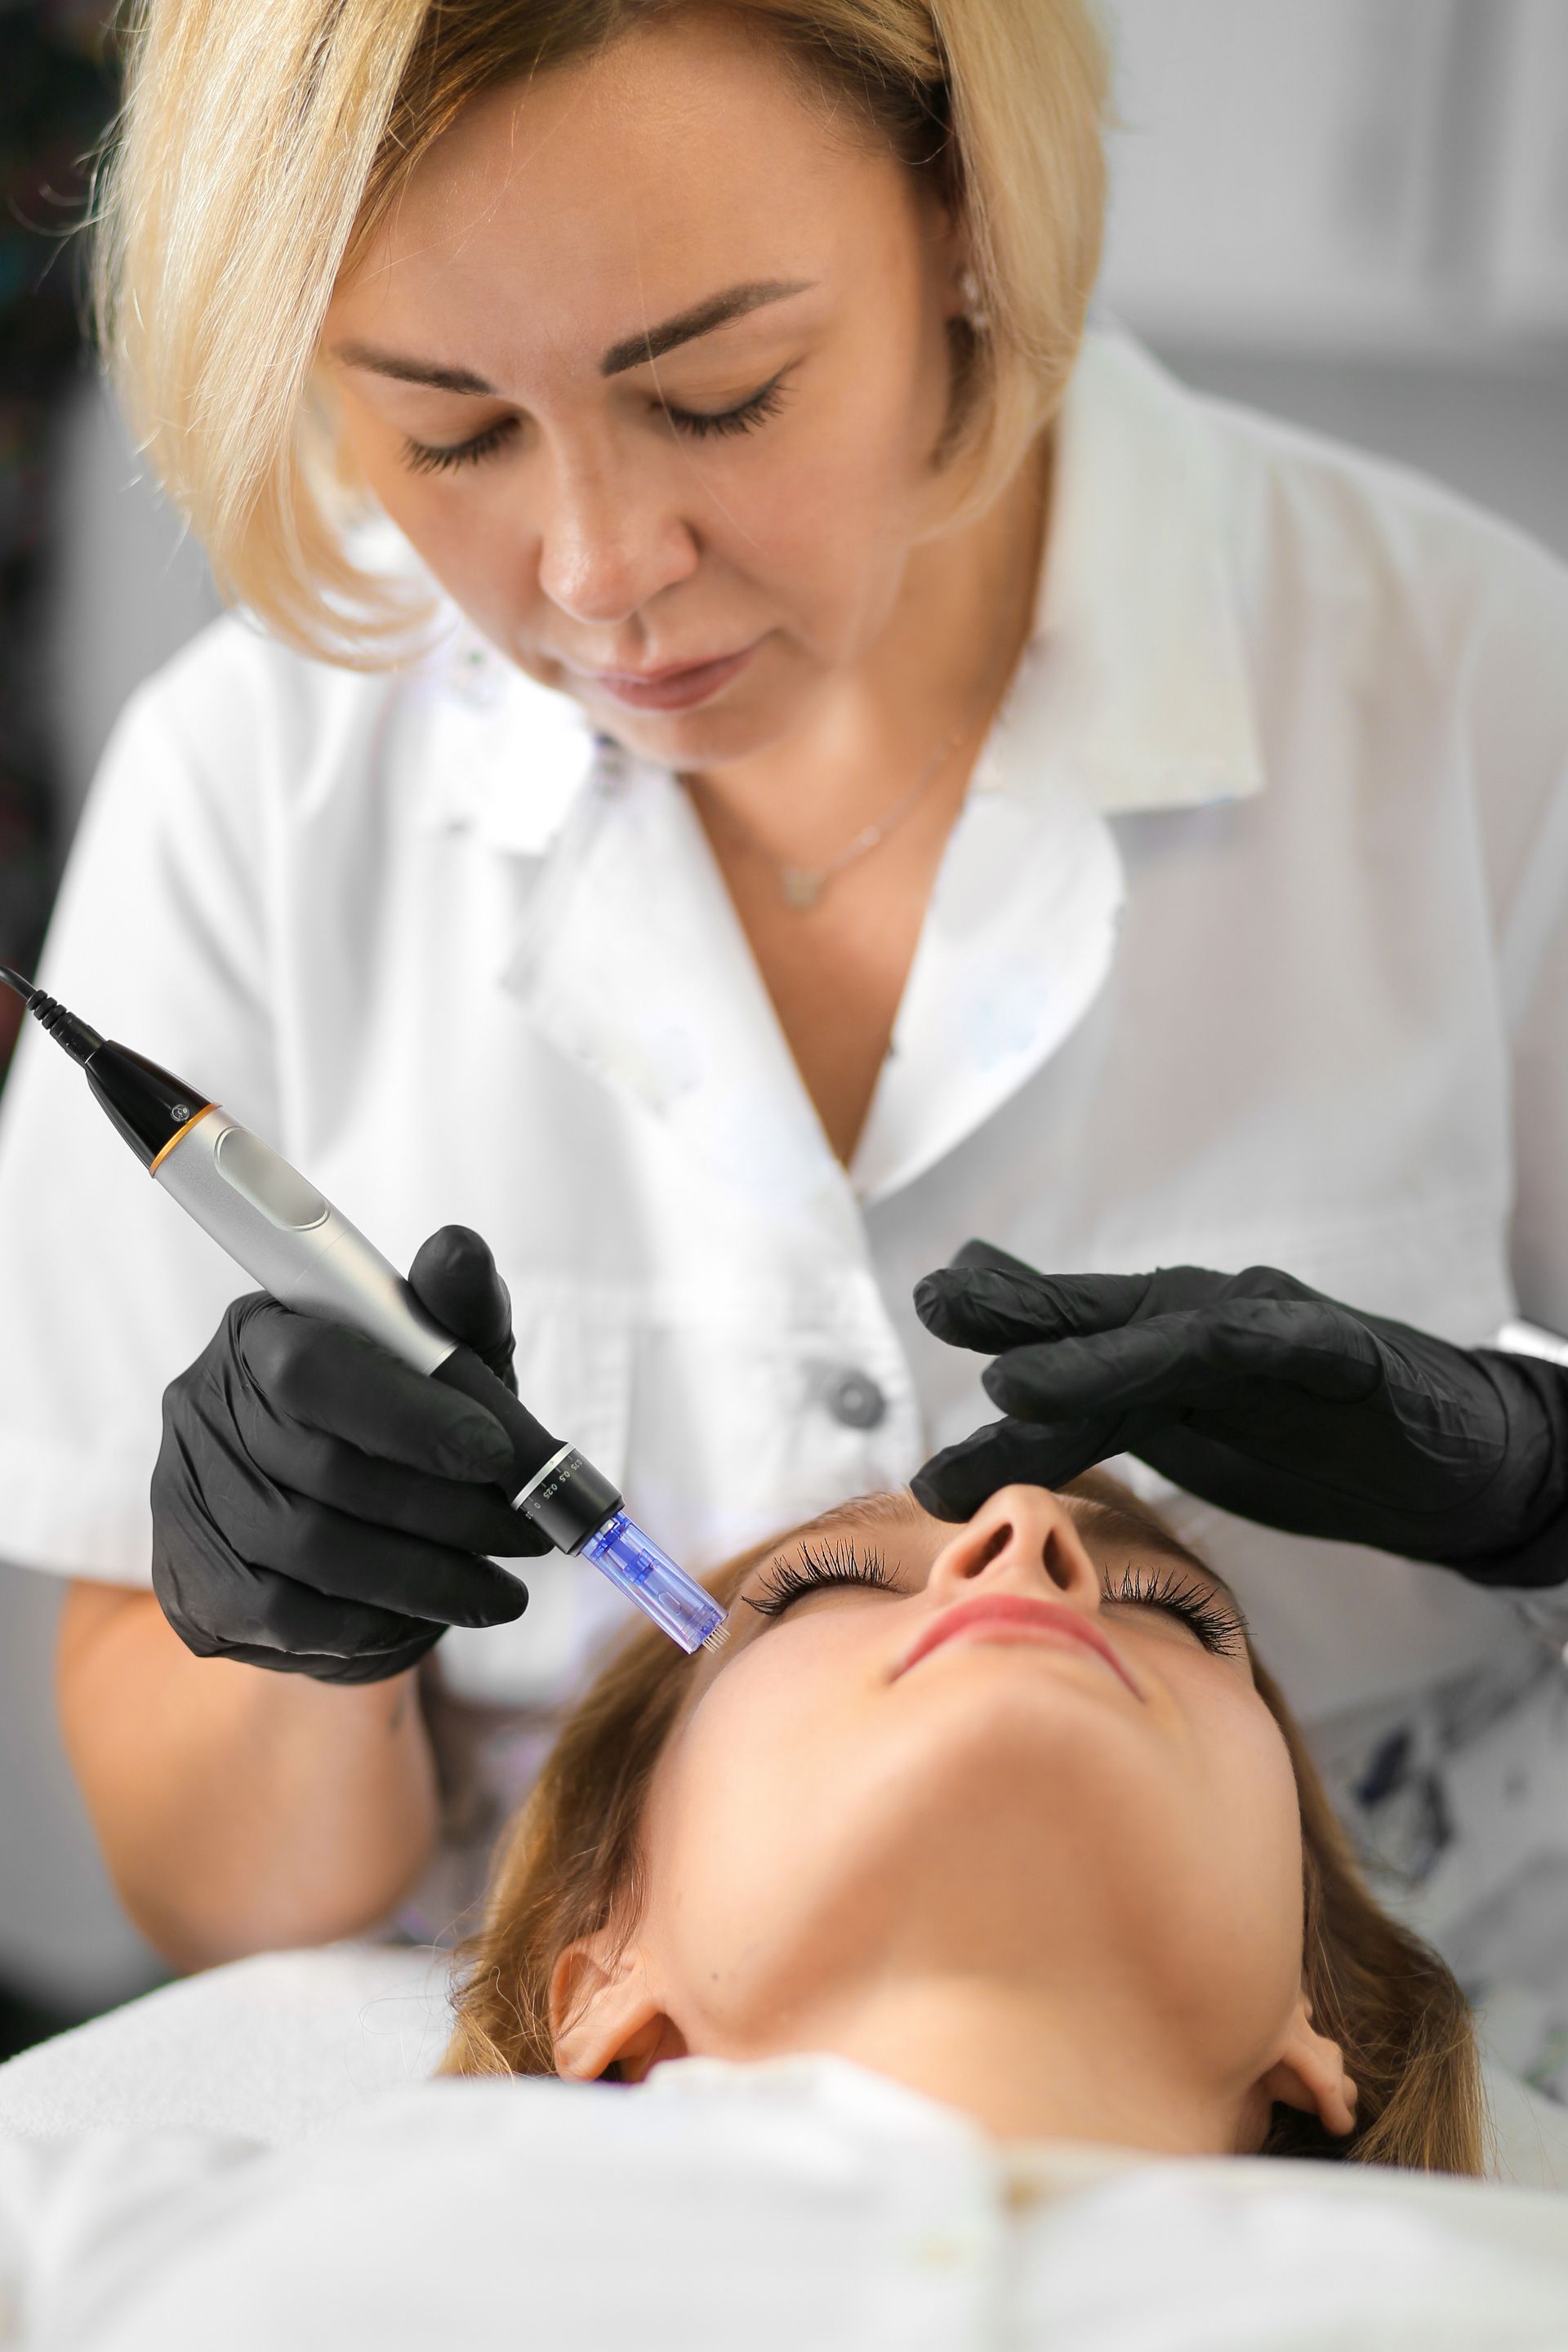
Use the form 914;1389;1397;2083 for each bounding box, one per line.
95;0;1110;666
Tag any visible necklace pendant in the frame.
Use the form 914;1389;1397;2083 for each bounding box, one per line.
780;865;826;912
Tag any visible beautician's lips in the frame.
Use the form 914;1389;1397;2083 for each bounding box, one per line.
894;1596;1140;1696
572;643;760;711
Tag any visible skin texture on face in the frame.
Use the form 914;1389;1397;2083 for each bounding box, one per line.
324;8;982;773
554;1486;1356;2153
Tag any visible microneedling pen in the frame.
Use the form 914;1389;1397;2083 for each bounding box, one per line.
0;969;726;1655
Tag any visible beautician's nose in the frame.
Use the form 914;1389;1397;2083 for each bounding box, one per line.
534;448;699;624
924;1486;1102;1614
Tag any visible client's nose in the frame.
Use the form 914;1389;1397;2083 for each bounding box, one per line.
924;1485;1102;1615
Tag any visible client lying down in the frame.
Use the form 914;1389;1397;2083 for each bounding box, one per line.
21;1481;1568;2349
446;1476;1481;2174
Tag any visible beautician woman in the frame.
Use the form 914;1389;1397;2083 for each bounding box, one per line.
0;0;1565;1967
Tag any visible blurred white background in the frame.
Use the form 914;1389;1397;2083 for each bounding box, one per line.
1097;0;1568;558
4;0;1567;2032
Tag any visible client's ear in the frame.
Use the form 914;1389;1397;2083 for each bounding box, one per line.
1255;1993;1358;2140
550;1933;688;2084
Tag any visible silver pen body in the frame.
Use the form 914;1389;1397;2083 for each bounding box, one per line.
153;1106;456;1378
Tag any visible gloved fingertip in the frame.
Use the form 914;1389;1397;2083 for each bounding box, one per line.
912;1271;956;1330
410;1225;513;1360
913;1266;1008;1348
909;1466;970;1523
418;1223;496;1279
476;1570;528;1625
441;1568;530;1629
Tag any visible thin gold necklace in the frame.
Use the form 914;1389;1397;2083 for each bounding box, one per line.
687;707;985;912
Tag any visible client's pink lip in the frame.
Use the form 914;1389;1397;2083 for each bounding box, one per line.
894;1594;1139;1695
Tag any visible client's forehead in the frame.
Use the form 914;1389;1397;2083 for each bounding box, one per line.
778;1491;929;1546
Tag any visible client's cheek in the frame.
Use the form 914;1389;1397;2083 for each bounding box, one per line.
644;1633;893;1954
1150;1657;1303;1869
649;1638;853;1864
1182;1664;1294;1791
1209;1712;1306;1938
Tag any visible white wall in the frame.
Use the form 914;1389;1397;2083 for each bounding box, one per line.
1097;0;1568;558
1100;0;1568;355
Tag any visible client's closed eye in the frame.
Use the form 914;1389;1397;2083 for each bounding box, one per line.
1102;1562;1246;1658
746;1539;898;1619
745;1541;1247;1659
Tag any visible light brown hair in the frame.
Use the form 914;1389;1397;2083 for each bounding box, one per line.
94;0;1108;663
443;1484;1486;2176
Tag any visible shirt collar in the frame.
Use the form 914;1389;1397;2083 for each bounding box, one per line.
413;326;1264;853
1025;327;1266;813
413;627;601;854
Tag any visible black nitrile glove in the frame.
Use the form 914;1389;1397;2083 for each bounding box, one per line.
151;1226;547;1682
913;1246;1568;1588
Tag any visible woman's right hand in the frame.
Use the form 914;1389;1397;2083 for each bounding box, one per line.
149;1226;545;1683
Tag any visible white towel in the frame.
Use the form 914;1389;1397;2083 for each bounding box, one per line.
5;2057;1568;2352
0;1944;449;2145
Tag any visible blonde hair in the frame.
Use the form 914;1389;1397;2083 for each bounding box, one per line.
444;1487;1486;2178
94;0;1109;665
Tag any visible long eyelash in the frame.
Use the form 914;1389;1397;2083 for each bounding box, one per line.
403;372;789;477
1106;1561;1246;1658
403;416;519;476
666;375;790;440
746;1538;895;1619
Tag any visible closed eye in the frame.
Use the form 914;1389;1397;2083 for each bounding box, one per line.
661;370;791;439
1102;1561;1247;1658
746;1539;898;1619
400;368;793;477
741;1540;1246;1658
403;416;519;475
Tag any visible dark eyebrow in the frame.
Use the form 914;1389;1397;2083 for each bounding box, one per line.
331;279;815;402
331;343;499;396
600;278;813;376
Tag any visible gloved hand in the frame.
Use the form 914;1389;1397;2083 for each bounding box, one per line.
151;1226;547;1682
913;1246;1568;1588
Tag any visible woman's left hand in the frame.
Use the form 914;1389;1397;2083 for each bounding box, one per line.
912;1245;1568;1588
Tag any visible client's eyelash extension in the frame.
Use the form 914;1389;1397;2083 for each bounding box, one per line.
1106;1562;1246;1658
746;1538;897;1619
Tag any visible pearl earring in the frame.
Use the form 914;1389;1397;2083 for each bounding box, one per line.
958;265;989;331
